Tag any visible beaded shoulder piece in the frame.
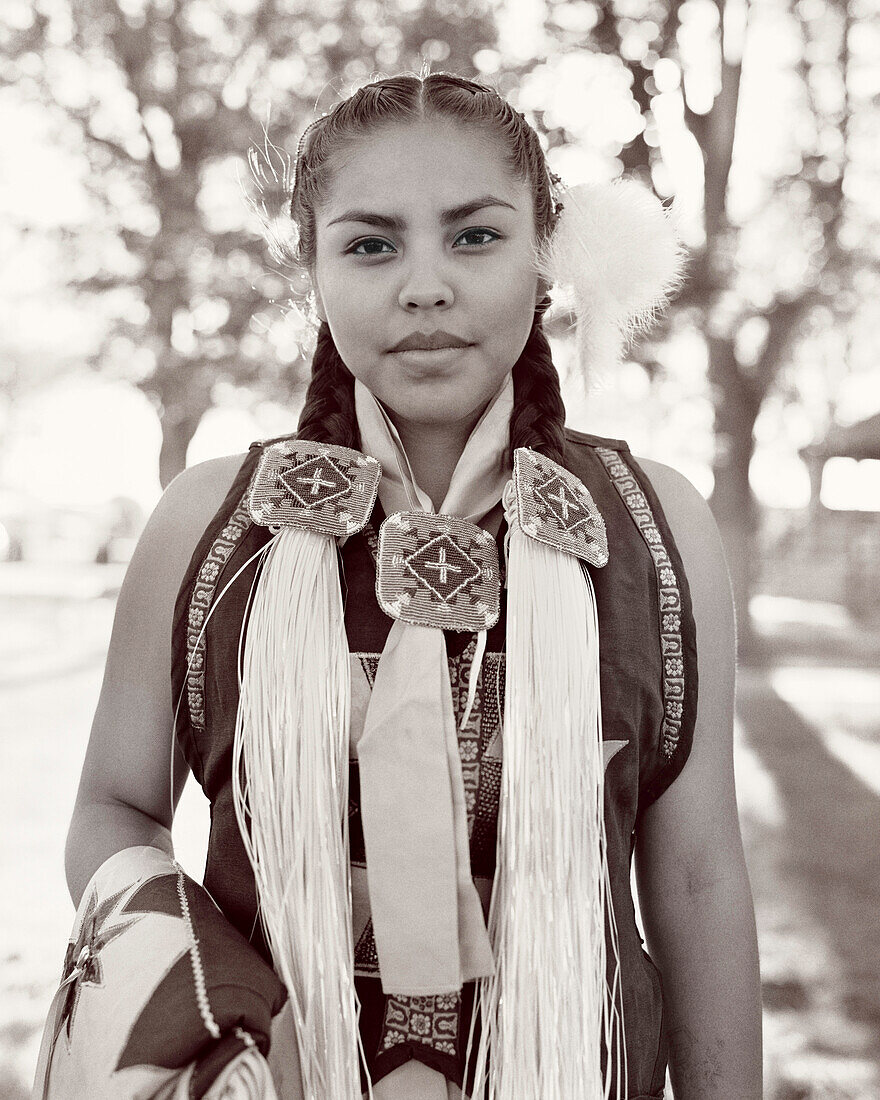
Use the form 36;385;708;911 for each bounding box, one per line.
244;441;610;634
248;440;381;537
510;447;608;567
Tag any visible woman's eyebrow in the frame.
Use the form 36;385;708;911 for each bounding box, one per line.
326;195;517;230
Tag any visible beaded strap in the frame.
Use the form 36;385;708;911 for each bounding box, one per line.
595;446;685;758
185;495;252;735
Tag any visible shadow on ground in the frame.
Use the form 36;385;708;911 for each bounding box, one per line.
738;605;880;1099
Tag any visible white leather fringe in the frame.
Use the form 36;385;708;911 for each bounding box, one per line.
463;497;627;1099
233;526;371;1098
232;505;628;1098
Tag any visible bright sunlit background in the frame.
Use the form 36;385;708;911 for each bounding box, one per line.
2;0;879;1096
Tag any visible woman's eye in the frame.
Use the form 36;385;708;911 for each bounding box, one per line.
456;228;499;247
349;238;394;256
347;228;499;257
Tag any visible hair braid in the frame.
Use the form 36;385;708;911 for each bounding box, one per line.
295;322;358;449
509;295;567;467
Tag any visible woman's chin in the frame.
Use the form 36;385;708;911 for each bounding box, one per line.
379;385;491;432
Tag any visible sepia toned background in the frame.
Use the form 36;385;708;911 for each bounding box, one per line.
1;0;879;1095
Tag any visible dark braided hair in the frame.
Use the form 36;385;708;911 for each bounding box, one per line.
509;296;567;464
292;72;567;466
297;325;359;451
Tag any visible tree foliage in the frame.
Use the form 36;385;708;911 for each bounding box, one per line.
513;0;875;645
1;0;497;485
3;0;875;640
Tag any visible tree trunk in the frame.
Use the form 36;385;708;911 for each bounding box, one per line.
707;334;762;662
158;406;204;489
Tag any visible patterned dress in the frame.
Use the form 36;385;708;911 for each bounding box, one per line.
172;427;698;1099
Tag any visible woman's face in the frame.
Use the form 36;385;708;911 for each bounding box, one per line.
312;120;540;435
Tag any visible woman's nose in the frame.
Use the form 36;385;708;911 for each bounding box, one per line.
398;253;455;310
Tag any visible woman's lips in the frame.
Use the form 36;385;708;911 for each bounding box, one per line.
390;345;473;364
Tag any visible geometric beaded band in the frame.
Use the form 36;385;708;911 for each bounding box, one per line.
248;439;382;537
512;446;609;568
376;511;501;632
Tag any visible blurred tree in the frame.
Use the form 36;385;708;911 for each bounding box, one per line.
3;0;875;645
510;0;870;651
0;0;497;486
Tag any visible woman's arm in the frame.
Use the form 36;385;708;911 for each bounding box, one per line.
632;459;762;1099
65;454;246;908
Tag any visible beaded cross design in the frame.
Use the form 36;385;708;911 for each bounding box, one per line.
376;512;501;632
512;447;608;567
248;440;381;538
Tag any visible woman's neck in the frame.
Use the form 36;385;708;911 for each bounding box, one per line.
391;407;486;510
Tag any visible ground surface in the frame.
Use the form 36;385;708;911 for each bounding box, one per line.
1;566;878;1099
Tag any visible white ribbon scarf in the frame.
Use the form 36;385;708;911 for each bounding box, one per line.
352;373;513;995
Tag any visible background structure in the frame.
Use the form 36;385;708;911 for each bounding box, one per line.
1;0;879;1096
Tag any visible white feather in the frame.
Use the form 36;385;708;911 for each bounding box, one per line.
533;179;688;377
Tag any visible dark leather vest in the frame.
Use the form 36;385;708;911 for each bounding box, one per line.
172;427;698;1099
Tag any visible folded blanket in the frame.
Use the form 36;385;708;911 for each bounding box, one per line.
32;846;287;1099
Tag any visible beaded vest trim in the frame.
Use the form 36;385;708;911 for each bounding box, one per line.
379;991;460;1057
594;447;685;758
185;493;253;734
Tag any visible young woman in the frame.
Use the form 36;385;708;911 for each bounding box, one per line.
61;73;762;1099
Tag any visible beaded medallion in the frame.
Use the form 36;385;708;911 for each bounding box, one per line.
248;440;381;537
376;512;501;632
512;447;608;567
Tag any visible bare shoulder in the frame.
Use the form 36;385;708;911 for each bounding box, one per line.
632;452;735;650
632;457;732;612
113;449;250;680
174;451;249;495
107;447;249;662
75;452;250;821
153;453;249;553
632;458;716;541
